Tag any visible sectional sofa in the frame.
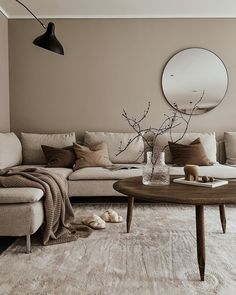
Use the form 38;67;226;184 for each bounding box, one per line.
1;130;236;252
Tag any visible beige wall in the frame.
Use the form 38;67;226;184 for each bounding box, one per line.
8;19;236;139
0;12;10;132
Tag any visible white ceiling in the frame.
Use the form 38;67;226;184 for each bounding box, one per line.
1;0;236;19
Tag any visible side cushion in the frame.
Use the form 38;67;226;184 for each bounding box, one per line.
84;131;144;163
224;132;236;166
0;132;22;169
153;132;217;164
21;132;76;164
0;187;44;203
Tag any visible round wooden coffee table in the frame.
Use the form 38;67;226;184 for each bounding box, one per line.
113;176;236;281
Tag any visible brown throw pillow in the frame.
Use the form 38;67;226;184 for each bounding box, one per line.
41;145;76;168
73;142;112;170
168;138;211;166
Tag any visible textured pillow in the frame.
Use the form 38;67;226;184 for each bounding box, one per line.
73;142;112;170
224;132;236;166
21;132;76;164
41;145;76;168
84;131;144;164
0;132;22;169
153;132;217;164
168;138;211;166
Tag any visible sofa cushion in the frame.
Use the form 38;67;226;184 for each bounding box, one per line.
41;145;76;168
0;188;44;204
169;138;211;166
170;164;236;179
68;180;124;197
73;142;112;170
13;165;73;179
45;167;73;179
84;131;144;164
21;132;76;164
0;132;22;169
69;164;143;180
224;132;236;166
153;132;217;164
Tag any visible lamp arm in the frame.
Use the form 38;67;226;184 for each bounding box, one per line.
15;0;46;29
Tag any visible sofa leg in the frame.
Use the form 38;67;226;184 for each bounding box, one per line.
26;235;31;254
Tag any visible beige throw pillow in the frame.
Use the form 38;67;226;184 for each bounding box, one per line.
84;131;144;164
73;142;112;170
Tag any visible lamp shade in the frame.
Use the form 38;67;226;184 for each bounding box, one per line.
33;22;64;55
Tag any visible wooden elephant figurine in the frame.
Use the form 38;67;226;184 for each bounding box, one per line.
184;165;200;181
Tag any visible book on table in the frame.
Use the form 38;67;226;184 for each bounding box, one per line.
105;165;140;171
173;177;228;188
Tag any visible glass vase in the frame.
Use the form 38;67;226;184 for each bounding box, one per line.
142;151;170;186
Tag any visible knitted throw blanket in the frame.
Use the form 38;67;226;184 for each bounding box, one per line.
0;168;91;245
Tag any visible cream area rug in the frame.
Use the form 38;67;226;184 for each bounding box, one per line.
1;203;236;295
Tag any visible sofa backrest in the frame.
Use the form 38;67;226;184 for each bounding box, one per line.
0;132;22;169
21;132;76;164
217;141;226;164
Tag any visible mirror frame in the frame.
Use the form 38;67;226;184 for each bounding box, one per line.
161;47;229;115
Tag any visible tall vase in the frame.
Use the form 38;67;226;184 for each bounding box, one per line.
142;151;170;186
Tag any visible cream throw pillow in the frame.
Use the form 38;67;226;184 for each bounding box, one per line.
73;142;112;170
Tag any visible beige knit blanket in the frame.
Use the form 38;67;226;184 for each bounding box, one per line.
0;168;91;245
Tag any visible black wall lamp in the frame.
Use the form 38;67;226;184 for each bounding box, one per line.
16;0;64;55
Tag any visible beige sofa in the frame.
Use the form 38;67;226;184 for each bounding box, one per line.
1;131;236;253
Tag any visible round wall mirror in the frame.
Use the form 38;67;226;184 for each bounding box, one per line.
161;48;228;115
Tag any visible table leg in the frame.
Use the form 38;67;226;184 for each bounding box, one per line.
219;205;226;234
196;205;205;281
127;196;134;233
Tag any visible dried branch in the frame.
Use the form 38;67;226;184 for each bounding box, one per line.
118;92;204;163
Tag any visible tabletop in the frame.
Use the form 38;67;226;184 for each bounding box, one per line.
113;176;236;205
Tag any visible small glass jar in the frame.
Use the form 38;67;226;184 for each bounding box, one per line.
142;151;170;186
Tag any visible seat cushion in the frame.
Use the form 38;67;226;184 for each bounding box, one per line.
0;188;44;204
44;167;73;179
170;164;236;179
13;165;73;179
69;164;143;180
